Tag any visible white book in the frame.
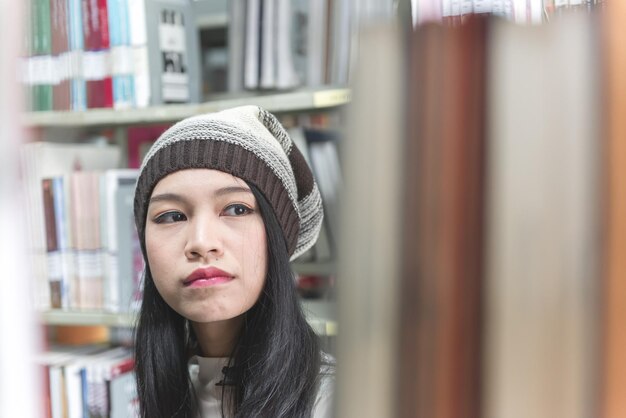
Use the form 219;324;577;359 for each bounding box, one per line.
101;169;139;312
128;0;150;107
336;23;403;418
485;15;599;418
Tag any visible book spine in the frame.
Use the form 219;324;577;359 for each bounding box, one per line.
42;178;62;309
33;0;54;111
52;177;71;309
102;172;119;312
244;0;261;89
128;0;149;107
83;0;113;108
68;0;86;110
158;8;191;102
108;0;134;109
50;0;71;110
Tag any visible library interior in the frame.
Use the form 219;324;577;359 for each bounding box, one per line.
0;1;624;417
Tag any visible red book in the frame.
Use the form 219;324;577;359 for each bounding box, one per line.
82;0;113;108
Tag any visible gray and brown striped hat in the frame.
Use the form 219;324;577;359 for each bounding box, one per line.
133;105;323;261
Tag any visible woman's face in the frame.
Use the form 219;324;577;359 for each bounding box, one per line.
145;169;268;324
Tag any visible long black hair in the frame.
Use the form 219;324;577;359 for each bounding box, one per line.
134;182;322;418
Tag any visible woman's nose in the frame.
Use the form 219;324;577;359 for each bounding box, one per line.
183;215;224;261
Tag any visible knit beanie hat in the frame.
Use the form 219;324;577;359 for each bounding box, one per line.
133;105;323;261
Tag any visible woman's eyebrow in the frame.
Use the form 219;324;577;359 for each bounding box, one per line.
149;193;188;205
213;186;253;198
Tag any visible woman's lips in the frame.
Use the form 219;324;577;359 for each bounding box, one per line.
184;266;234;288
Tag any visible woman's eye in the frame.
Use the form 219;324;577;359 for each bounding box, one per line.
154;211;187;224
222;204;252;216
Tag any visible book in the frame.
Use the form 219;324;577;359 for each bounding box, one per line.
244;0;261;89
484;15;599;418
70;171;104;309
82;0;114;108
108;0;135;109
399;17;488;418
336;23;403;418
101;169;141;312
50;0;71;110
128;0;150;107
31;0;54;111
41;176;74;309
304;128;342;257
42;178;63;309
68;0;87;110
305;0;328;86
602;5;626;418
227;0;246;92
275;0;300;89
21;142;121;310
109;357;138;418
259;0;276;89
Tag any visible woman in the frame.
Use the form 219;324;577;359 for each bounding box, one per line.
132;105;334;418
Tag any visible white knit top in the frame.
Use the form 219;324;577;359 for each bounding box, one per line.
188;354;335;417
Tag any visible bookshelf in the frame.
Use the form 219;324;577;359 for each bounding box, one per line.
23;87;351;127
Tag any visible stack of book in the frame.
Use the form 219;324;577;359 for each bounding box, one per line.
22;0;200;112
227;0;355;92
40;169;143;312
22;142;144;313
36;345;136;418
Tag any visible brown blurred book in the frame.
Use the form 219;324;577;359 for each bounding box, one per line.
398;16;487;418
601;4;626;418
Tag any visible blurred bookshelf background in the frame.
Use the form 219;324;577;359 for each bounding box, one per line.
2;0;625;417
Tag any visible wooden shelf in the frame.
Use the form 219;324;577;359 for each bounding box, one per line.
40;299;337;336
23;87;351;128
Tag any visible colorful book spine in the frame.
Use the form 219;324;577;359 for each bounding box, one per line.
52;176;71;309
128;0;150;107
70;171;104;309
82;0;113;108
68;0;87;110
42;178;62;309
31;0;54;111
50;0;71;110
108;0;135;109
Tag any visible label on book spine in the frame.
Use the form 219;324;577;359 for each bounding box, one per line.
30;56;56;85
159;9;189;102
76;250;103;278
111;46;134;75
47;251;63;280
473;0;493;13
83;50;111;80
461;0;473;14
67;50;83;79
54;52;72;83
